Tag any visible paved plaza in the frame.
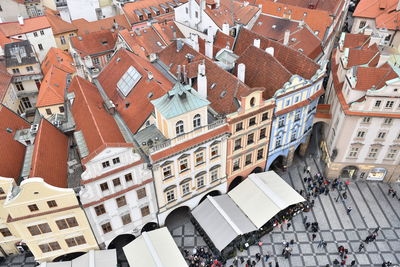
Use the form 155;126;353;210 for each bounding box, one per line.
170;155;400;267
0;253;35;267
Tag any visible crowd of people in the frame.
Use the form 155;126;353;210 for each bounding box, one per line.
184;247;222;267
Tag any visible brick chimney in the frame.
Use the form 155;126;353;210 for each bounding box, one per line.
237;63;245;83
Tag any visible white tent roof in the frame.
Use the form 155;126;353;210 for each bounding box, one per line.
123;227;188;267
38;250;117;267
228;171;305;228
192;195;257;251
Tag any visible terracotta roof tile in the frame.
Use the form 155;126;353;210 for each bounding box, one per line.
29;119;68;188
70;30;118;57
214;30;234;50
41;47;76;75
354;65;398;91
0;16;51;37
342;33;370;49
151;20;184;44
119;28;166;58
0;31;13;49
0;59;12;102
257;0;344;14
354;0;397;18
45;11;77;35
346;45;380;68
0;104;30;181
36;66;67;107
97;49;171;133
71;15;131;35
68;76;127;158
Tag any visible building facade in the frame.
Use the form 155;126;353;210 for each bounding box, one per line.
0;0;29;22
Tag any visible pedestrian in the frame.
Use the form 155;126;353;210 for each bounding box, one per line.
388;188;393;195
346;206;352;214
287;223;291;230
373;226;380;234
265;253;270;262
268;262;272;267
305;222;311;230
322;241;327;248
240;257;244;264
290;239;294;245
318;240;323;248
341;259;346;266
303;177;307;183
351;260;356;266
312;233;317;241
392;191;397;198
358;242;364;252
303;216;308;224
333;259;340;266
275;262;279;267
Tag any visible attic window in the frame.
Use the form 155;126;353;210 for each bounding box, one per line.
210;83;216;89
117;66;142;97
303;12;307;16
315;30;319;35
220;90;227;98
102;41;108;45
272;25;276;29
148;92;154;98
156;41;163;47
298;48;304;52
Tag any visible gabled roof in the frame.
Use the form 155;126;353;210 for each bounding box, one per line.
151;20;184;44
41;47;75;75
0;104;29;181
70;30;118;57
71;15;131;36
0;59;12;102
151;83;210;119
234;28;320;80
214;30;235;50
45;11;77;35
256;0;344;14
97;49;171;133
29;119;68;188
346;44;380;68
354;0;396;18
68;76;127;159
353;64;398;91
0;16;51;37
342;33;370;50
36;66;66;108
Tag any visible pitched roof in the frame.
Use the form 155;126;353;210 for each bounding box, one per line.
214;30;235;50
71;15;131;36
119;28;167;58
0;59;12;102
354;0;396;18
41;47;75;75
69;76;127;158
0;104;30;181
234;28;320;80
36;66;66;108
0;16;51;37
151;20;185;44
251;14;299;41
45;11;77;35
257;0;344;14
29;119;68;188
0;30;13;49
70;30;118;57
4;40;38;68
353;64;398;91
346;44;380;68
341;33;370;50
97;49;171;133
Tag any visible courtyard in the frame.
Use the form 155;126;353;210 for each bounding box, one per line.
169;155;400;267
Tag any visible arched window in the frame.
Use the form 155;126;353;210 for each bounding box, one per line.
193;114;201;128
176;120;184;135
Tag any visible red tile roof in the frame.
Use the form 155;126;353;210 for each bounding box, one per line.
29;119;68;188
342;33;370;50
97;49;171;133
119;28;166;58
0;16;51;37
151;20;184;44
70;30;118;57
354;64;398;91
45;10;77;35
68;76;127;160
353;0;400;30
258;0;344;14
346;44;380;68
0;31;13;49
41;47;76;75
0;104;30;181
71;15;131;35
0;59;12;103
214;30;235;50
36;66;67;108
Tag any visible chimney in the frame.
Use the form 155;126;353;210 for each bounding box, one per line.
197;61;207;99
283;30;290;45
215;0;220;8
222;23;230;35
265;47;274;56
183;65;188;84
17;16;24;25
253;38;260;48
377;54;390;67
176;39;184;52
237;63;245;83
173;30;177;39
201;0;206;10
205;40;213;59
176;65;182;82
113;19;118;30
207;26;213;42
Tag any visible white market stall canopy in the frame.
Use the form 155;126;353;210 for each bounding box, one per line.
38;249;117;267
192;195;257;251
123;227;188;267
228;171;305;228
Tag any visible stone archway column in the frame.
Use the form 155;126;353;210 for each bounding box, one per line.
285;147;294;169
299;134;312;157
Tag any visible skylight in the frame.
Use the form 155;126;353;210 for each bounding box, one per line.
117;66;142;97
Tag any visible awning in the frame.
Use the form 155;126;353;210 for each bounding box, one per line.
123;227;188;267
228;171;305;228
192;195;257;251
38;250;117;267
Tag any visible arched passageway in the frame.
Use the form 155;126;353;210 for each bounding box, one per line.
228;176;243;192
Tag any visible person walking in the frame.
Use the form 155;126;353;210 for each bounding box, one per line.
287;222;291;230
305;222;311;230
318;240;323;248
265;253;270;262
351;260;356;266
268;262;272;267
358;242;364;252
303;216;308;224
346;206;352;214
275;262;279;267
312;233;317;241
373;226;380;234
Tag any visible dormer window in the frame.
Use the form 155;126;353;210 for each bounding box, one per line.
176;120;184;135
193;114;201;128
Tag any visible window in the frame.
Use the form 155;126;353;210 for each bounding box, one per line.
245;153;252;165
348;147;359;157
368;147;379;158
94;204;106;216
65;236;86;247
210;169;218;182
236;122;243;132
176;120;184;135
137;188;146;199
163;166;172;178
179;158;189;172
15;81;24;91
259;128;266;139
197;176;205;188
275;136;282;148
100;182;109;192
125;173;133;182
47;200;57;208
0;228;12;237
0;187;4;195
182;182;190;195
257;148;264;160
26;66;33;72
38;44;43;50
116;196;127;208
166;190;175;202
60;35;66;45
278;116;285;128
233;158;240;171
0;5;2;11
39;242;61;253
375;100;381;107
21;97;32;108
195;152;204;165
386;101;394;108
247;133;254;145
291;130;297;142
12;68;20;74
69;33;74;37
102;161;110;168
195;11;199;18
250;97;255;107
185;7;188;13
35;79;41;89
121;214;132;225
141;206;150;217
193;114;201;128
377;132;386;139
112;178;121;187
384;118;392;125
34;32;38;37
362;117;371;123
44;109;52;117
106;53;112;61
357;131;365;138
359;20;366;28
55;217;78;230
294;110;301;121
262;112;269;121
386;149;398;159
112;157;120;164
59;106;64;113
211;145;219;157
93;57;100;65
27;223;51;236
234;138;242;150
40;30;44;35
101;222;112;234
249;117;256;127
28;204;39;212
